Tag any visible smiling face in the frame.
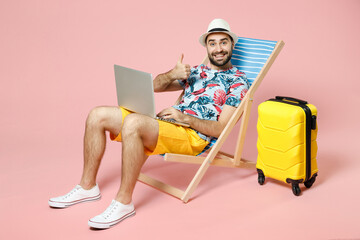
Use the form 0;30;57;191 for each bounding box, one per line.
206;32;234;70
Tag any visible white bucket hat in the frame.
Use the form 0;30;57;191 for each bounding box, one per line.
199;19;238;47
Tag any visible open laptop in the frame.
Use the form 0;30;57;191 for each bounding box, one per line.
114;64;190;127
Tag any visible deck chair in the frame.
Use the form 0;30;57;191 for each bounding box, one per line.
138;36;285;203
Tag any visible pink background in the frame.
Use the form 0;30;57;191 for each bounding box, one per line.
1;0;360;239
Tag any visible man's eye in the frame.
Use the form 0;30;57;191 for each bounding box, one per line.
222;42;227;45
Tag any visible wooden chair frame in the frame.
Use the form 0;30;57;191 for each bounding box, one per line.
138;40;285;203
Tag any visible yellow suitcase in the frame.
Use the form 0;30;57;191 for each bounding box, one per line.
256;96;318;196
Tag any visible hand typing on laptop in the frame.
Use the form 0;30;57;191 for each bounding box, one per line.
157;107;188;122
156;107;191;127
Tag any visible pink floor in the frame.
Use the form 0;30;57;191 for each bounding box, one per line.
1;0;360;239
2;120;360;239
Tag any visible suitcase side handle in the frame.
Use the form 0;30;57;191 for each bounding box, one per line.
275;96;308;105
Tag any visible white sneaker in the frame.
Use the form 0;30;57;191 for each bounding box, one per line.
88;200;136;229
48;184;101;208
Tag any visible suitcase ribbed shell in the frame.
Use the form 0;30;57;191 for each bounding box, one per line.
256;100;318;183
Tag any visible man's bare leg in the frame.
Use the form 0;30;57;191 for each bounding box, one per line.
114;113;160;204
49;106;124;208
80;106;124;190
87;113;159;229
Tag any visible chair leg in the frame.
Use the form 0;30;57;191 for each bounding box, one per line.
181;142;224;202
234;98;253;166
138;173;185;199
181;158;211;203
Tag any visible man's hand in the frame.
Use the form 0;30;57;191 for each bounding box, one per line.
153;54;190;92
170;54;191;80
157;105;237;138
157;107;188;123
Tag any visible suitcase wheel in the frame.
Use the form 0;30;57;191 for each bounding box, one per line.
257;169;265;185
291;183;301;196
304;174;317;188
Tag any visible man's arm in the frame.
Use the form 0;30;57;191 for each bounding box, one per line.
153;54;191;92
157;105;237;138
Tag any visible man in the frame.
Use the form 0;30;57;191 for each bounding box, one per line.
49;19;249;229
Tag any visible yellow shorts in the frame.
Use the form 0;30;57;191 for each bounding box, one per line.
110;107;209;156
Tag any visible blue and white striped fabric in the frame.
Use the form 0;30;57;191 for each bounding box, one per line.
200;37;277;153
231;37;277;86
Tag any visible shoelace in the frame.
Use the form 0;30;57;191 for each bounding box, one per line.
63;186;80;199
102;201;118;219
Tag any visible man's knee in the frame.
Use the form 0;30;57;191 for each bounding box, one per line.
86;106;115;129
121;114;159;148
121;114;143;137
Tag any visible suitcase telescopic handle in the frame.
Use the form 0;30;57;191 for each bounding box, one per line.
275;96;308;105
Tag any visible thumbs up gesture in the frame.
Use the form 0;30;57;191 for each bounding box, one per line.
171;54;191;80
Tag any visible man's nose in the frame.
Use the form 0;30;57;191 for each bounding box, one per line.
215;44;223;52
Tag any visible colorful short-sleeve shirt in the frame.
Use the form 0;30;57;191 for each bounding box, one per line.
173;64;249;143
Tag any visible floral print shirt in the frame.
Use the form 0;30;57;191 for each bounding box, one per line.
173;64;249;143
